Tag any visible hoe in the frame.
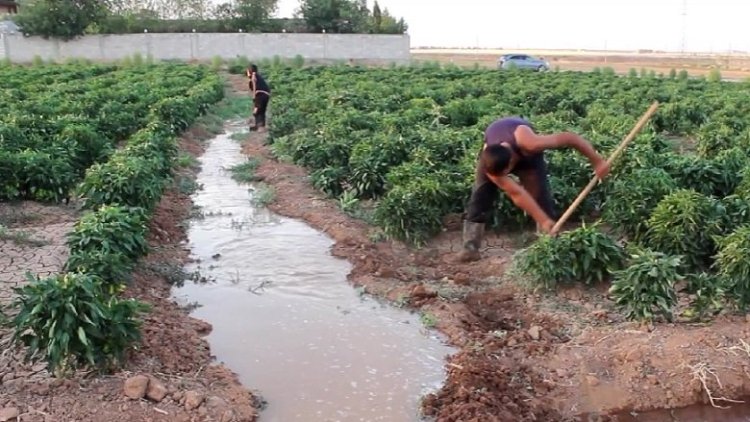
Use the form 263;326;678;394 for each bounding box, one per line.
551;101;660;235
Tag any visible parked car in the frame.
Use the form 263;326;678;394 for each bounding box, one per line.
497;54;550;71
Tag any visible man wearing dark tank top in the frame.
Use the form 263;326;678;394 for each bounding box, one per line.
458;116;612;262
247;64;271;132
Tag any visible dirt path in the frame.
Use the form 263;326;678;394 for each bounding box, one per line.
0;126;258;421
228;73;750;421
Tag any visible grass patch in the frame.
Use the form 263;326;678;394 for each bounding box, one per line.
176;152;199;168
191;91;252;137
230;131;248;142
229;158;261;183
213;95;252;120
0;225;48;247
0;211;41;228
250;183;275;206
194;112;224;135
176;176;202;195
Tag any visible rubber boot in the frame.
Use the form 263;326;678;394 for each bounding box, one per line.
457;221;484;262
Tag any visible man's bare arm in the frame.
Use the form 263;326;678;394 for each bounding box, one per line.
487;173;554;230
515;125;610;179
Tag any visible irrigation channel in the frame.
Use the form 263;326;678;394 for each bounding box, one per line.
172;123;455;422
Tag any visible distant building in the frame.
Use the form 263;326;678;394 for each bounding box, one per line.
0;0;18;16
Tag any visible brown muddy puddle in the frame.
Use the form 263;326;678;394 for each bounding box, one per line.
608;401;750;421
172;126;455;422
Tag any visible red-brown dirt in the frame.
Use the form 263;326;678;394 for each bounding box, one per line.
0;125;259;421
229;74;750;421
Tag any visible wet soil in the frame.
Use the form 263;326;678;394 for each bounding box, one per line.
0;125;258;421
228;74;750;421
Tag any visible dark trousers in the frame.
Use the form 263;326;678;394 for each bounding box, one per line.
253;93;270;127
465;151;557;224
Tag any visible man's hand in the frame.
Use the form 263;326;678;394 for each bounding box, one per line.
594;158;611;180
538;218;557;236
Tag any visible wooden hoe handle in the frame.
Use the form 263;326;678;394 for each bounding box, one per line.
551;101;660;234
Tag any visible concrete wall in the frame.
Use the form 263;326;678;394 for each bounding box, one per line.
0;33;411;63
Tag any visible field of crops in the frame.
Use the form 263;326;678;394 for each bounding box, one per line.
0;61;224;373
2;58;750;418
255;64;750;322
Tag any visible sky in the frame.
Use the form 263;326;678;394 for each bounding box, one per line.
271;0;748;53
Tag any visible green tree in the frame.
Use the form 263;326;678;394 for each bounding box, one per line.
107;0;208;19
15;0;111;40
377;6;407;34
372;0;382;32
296;0;369;33
209;0;277;31
233;0;278;31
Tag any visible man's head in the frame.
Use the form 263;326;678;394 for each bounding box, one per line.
481;145;511;176
250;64;259;74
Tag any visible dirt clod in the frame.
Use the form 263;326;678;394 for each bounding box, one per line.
528;326;542;340
586;375;600;386
184;391;204;411
0;407;19;422
123;375;149;400
146;378;168;402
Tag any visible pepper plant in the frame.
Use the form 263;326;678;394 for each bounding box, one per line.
11;272;149;376
609;249;682;322
516;222;626;290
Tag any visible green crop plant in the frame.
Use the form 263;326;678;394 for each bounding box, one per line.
609;249;681;322
714;225;750;310
683;272;725;320
65;205;149;284
229;158;261;183
11;272;149;375
0;62;221;203
602;168;678;240
515;223;626;290
644;189;724;271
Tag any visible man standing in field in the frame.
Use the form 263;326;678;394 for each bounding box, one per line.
247;64;271;132
458;116;612;262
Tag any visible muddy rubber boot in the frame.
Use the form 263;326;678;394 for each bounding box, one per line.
457;221;484;262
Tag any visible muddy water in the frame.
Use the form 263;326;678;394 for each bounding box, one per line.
173;126;454;422
611;401;750;421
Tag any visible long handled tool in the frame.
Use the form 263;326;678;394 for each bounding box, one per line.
551;101;660;234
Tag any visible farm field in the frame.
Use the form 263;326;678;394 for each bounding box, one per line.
0;62;258;421
412;48;750;81
2;56;750;422
232;63;750;420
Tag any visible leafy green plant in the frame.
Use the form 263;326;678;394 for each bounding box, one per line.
707;68;722;83
374;171;464;246
736;167;750;198
714;225;750;310
229;158;261;183
720;194;750;234
11;272;149;375
609;249;682;322
515;223;626;290
644;189;723;271
66;205;148;283
250;183;275;206
684;272;725;319
602;168;677;240
65;250;135;285
78;154;167;211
